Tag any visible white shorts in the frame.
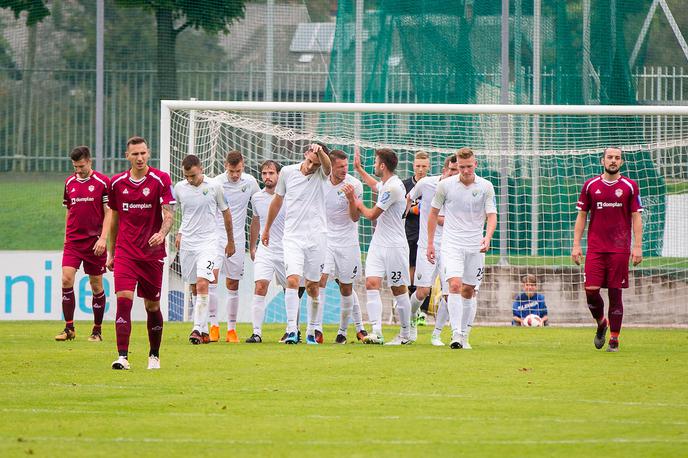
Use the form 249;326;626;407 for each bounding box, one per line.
441;247;485;286
253;247;287;288
415;245;448;294
282;233;327;282
180;248;217;283
324;244;361;284
216;239;245;280
365;243;410;287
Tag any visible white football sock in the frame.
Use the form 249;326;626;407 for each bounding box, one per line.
410;291;423;316
208;283;219;327
339;293;354;335
285;288;299;333
251;294;266;336
352;290;364;332
466;296;478;337
191;295;200;332
433;296;449;336
461;296;474;335
366;289;383;335
395;293;412;339
196;294;209;334
306;293;320;335
226;289;239;331
447;293;462;334
315;288;326;332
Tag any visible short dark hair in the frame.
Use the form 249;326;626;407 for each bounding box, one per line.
311;141;330;155
225;150;243;166
329;149;348;162
126;136;147;148
375;148;398;172
456;147;474;160
521;274;538;284
603;146;623;158
182;154;201;171
70;146;91;162
443;154;457;168
260;159;281;173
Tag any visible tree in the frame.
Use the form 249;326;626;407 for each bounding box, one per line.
115;0;246;101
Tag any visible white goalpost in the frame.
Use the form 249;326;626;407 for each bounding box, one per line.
160;100;688;327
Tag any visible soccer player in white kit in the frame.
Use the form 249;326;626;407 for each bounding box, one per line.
246;160;287;343
407;154;459;344
427;148;497;350
211;151;260;343
174;155;235;344
353;148;412;345
319;149;369;344
262;142;331;345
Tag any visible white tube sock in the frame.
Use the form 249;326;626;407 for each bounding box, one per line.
395;293;412;339
366;289;383;335
226;289;239;331
285;288;299;333
339;293;354;335
252;294;266;336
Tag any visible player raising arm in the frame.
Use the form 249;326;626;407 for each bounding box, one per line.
107;136;175;370
572;147;643;352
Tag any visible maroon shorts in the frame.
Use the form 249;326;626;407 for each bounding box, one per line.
62;239;107;276
114;256;164;301
584;252;630;289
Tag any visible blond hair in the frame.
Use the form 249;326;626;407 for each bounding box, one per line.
456;147;474;160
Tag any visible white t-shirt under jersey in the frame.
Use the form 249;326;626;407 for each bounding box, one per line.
215;172;260;245
370;175;407;248
431;174;497;250
174;176;228;251
251;189;285;256
324;174;363;248
275;163;328;238
408;175;443;249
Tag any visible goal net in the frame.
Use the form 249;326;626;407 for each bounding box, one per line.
161;101;688;327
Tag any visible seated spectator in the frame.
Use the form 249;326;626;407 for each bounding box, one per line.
512;274;549;326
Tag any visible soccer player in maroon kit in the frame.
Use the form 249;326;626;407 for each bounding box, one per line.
56;146;111;342
107;136;175;370
572;147;643;352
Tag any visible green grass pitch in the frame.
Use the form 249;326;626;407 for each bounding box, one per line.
0;322;686;457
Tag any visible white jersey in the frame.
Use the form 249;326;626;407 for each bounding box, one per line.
324;174;363;248
408;175;443;248
174;176;228;251
275;163;328;238
215;172;260;245
251;189;285;255
431;174;497;250
370;175;407;248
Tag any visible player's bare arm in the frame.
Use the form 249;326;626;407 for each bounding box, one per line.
107;210;119;271
222;208;236;257
631;211;643;266
353;146;379;190
571;210;588;265
480;212;497;253
341;183;360;222
94;203;112;256
313;144;331;176
356;198;383;222
262;193;284;247
148;204;173;247
427;206;440;264
249;213;260;261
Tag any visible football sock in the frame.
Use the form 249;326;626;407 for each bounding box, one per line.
338;294;354;335
352;290;364;332
92;290;106;327
226;289;239;331
191;295;200;332
146;308;163;357
251;294;266;336
306;293;320;335
194;294;209;333
395;293;412;338
316;288;326;331
62;288;75;329
208;283;219;327
585;288;605;323
461;296;478;335
285;288;299;333
366;289;383;335
115;296;133;353
433;296;449;335
608;288;624;336
447;293;462;334
409;291;423;316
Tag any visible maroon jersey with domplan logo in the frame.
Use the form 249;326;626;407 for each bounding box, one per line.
576;174;643;254
63;171;110;243
109;167;175;261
